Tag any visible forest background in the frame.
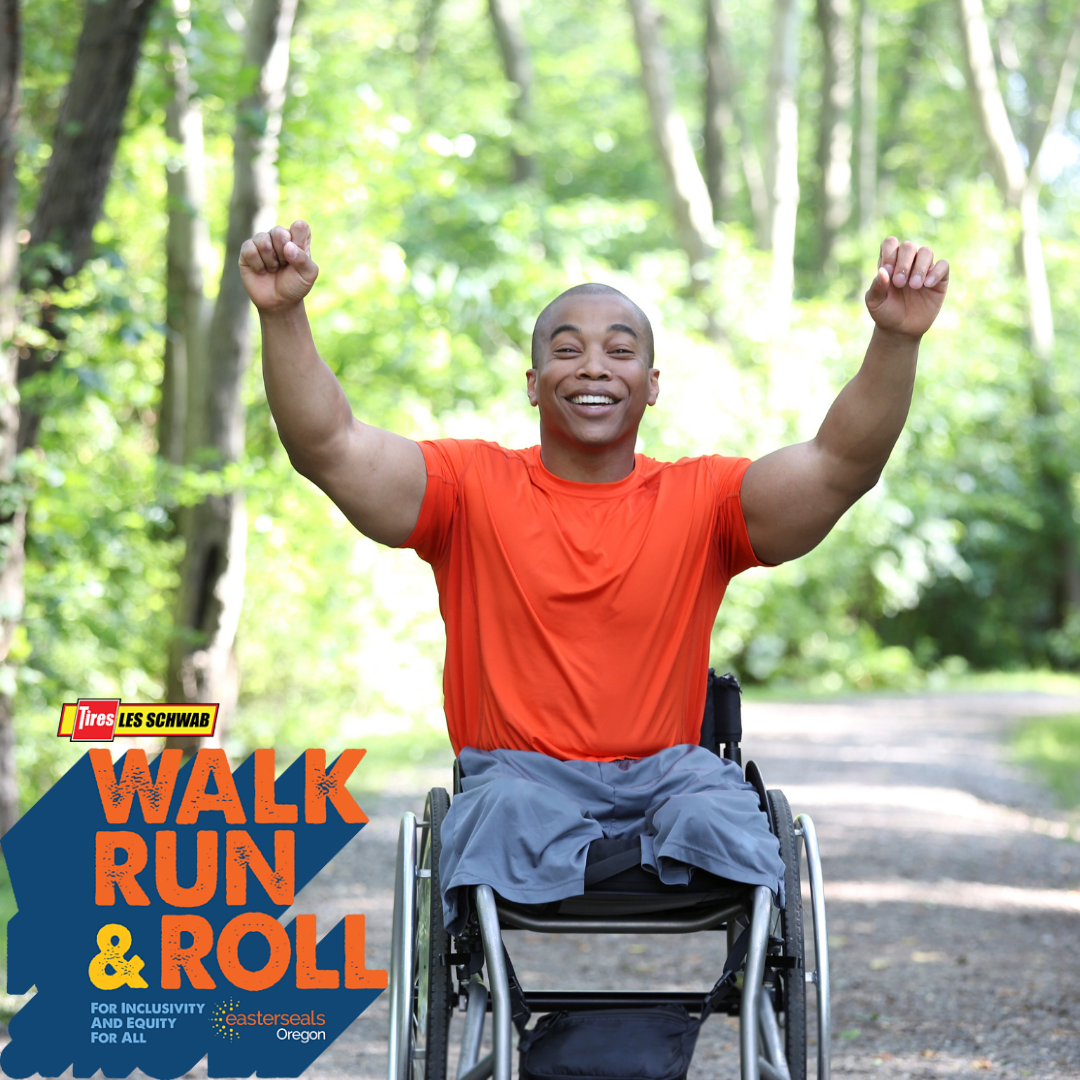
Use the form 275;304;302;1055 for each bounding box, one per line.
2;0;1080;847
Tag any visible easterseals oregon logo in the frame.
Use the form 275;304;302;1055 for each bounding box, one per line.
209;999;328;1044
56;699;219;741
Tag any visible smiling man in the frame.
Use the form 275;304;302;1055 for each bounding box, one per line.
240;221;949;928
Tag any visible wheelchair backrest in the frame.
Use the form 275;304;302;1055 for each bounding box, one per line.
700;669;743;765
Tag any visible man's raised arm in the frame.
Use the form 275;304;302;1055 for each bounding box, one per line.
240;221;427;546
741;237;951;565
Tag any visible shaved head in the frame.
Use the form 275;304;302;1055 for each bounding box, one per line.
531;283;654;368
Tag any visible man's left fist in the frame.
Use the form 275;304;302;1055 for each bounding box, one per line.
865;237;950;339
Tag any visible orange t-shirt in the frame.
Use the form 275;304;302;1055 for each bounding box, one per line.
402;439;762;761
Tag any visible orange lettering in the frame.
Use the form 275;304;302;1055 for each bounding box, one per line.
225;830;294;906
253;749;298;823
156;831;218;907
304;750;368;824
217;913;290;992
295;914;339;989
344;914;388;989
90;749;182;824
95;832;150;906
176;749;246;825
161;915;216;989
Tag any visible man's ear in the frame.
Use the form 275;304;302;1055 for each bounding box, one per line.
526;367;539;407
647;367;660;407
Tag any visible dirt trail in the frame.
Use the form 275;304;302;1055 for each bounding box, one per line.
7;691;1079;1080
325;692;1080;1080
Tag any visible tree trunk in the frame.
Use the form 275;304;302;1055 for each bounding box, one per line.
3;0;155;831
487;0;534;182
956;0;1080;627
815;0;854;269
627;0;715;274
166;0;297;751
764;0;801;314
18;0;160;456
702;0;769;242
415;0;445;70
1022;12;1080;359
879;2;930;163
704;0;735;222
856;0;878;231
955;0;1080;359
955;0;1026;208
24;0;158;282
160;2;211;468
0;0;20;837
734;106;770;246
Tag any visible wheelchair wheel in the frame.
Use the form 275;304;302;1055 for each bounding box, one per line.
767;789;806;1080
411;788;452;1080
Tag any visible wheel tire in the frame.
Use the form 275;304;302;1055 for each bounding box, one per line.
767;788;806;1080
411;788;452;1080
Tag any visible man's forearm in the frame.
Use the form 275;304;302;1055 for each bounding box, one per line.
813;326;921;497
260;303;354;476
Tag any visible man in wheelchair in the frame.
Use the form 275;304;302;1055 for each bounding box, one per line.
241;225;949;1080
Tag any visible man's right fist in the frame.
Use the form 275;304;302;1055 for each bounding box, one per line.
239;220;319;313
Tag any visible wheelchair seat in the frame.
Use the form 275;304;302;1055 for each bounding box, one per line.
495;834;751;921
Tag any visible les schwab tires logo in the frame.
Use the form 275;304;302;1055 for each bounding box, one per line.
56;699;220;741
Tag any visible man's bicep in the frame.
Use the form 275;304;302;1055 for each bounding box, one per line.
307;421;429;546
740;442;859;565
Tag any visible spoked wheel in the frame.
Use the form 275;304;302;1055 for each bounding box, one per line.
411;788;452;1080
767;789;806;1080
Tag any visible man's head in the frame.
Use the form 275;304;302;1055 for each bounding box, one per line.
530;283;654;369
526;283;660;478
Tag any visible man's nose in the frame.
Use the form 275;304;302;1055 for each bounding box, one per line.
577;345;610;378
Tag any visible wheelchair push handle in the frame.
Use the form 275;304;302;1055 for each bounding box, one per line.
701;669;743;765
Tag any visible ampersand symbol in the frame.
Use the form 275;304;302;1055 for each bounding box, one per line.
88;923;148;990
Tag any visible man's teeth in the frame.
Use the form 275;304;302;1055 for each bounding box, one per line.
570;395;616;405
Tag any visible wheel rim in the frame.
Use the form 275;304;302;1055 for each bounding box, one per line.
412;830;434;1078
409;790;451;1080
768;788;806;1080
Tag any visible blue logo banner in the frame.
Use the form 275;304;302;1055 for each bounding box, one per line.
2;748;387;1078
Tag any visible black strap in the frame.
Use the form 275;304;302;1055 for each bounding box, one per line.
502;946;531;1036
699;922;751;1025
744;760;769;818
583;845;643;886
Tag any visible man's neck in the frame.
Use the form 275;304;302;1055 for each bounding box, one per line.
537;433;638;483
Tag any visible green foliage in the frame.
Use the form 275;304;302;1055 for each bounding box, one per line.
1012;713;1080;808
0;856;19;1018
10;0;1080;794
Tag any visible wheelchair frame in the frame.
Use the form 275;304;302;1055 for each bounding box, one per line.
387;675;831;1080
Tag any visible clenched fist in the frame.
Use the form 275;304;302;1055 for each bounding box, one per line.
239;220;319;313
865;237;950;340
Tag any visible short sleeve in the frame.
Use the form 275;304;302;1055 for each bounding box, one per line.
706;455;769;579
398;439;472;567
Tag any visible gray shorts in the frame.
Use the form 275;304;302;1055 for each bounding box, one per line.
438;744;785;935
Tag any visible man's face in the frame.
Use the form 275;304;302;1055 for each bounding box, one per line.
526;293;660;454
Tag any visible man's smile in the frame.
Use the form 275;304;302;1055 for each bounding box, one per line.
567;393;618;407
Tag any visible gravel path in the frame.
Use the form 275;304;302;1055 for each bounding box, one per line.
329;692;1080;1080
6;692;1079;1080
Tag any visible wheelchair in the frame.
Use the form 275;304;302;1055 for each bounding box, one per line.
387;673;830;1080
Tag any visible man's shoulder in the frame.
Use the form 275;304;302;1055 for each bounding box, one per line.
418;437;538;477
641;451;753;493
